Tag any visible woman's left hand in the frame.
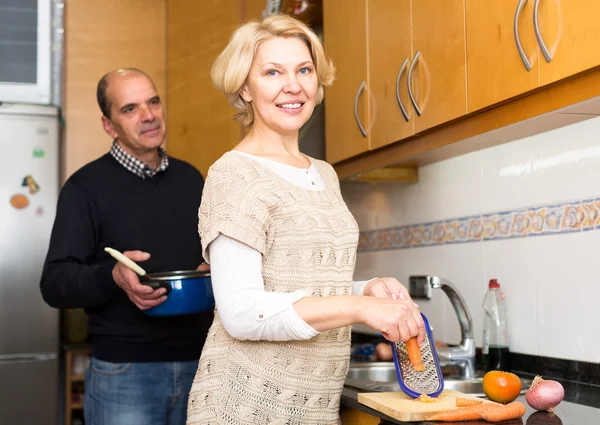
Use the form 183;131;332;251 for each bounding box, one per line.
363;277;411;300
364;277;424;345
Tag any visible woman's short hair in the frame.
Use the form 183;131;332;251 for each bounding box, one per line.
210;14;335;126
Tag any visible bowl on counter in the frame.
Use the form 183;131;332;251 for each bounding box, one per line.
140;270;214;316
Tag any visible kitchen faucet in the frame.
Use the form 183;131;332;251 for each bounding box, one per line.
409;275;476;379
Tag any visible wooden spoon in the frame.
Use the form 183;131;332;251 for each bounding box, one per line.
104;247;147;277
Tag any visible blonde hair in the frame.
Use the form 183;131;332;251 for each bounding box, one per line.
210;14;335;127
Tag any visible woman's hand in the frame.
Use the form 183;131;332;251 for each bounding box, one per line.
360;277;425;345
363;277;410;299
357;295;425;344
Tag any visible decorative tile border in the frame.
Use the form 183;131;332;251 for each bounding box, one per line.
358;196;600;252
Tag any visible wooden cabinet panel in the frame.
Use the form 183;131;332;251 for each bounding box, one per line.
340;407;381;425
167;1;243;178
62;0;166;183
323;0;369;164
466;0;540;112
368;0;414;149
410;0;467;133
538;0;600;85
244;0;267;21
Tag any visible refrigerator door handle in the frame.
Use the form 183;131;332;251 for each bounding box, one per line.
0;352;58;363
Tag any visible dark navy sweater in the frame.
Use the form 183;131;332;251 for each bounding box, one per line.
40;154;213;362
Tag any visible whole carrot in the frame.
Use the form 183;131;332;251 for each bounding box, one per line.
428;403;498;421
479;401;526;422
428;401;525;422
405;337;425;371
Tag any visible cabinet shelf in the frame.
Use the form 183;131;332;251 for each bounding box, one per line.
64;345;91;425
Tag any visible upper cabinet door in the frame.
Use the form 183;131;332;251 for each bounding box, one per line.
410;0;467;133
466;0;540;112
367;0;414;150
537;0;600;86
167;1;243;177
323;0;369;164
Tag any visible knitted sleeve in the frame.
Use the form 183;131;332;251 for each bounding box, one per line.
198;159;272;263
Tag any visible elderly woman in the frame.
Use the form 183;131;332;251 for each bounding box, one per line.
187;14;425;425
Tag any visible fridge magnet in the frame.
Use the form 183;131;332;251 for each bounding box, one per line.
35;206;44;217
22;175;40;194
10;194;29;210
32;147;45;158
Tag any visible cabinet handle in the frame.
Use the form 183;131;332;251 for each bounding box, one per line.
534;0;553;62
395;58;410;122
407;51;422;116
354;80;368;138
514;0;533;71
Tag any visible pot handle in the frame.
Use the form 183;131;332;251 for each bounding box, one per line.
140;278;172;295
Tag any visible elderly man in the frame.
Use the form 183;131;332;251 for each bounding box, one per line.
40;68;212;425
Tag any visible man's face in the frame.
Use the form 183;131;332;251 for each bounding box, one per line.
101;73;166;155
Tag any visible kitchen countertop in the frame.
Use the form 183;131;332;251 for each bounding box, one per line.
341;379;600;424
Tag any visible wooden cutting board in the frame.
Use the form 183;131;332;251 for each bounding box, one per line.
358;390;495;422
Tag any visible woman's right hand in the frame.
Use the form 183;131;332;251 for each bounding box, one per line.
357;295;425;344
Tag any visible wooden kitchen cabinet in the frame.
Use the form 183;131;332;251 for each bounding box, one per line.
367;0;414;150
537;0;600;86
340;406;381;425
64;344;91;425
410;0;467;133
323;0;370;164
166;1;245;178
167;0;268;177
329;1;600;180
466;0;540;112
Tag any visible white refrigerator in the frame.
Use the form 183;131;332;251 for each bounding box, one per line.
0;103;59;424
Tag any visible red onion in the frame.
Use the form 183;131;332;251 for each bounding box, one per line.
525;376;565;412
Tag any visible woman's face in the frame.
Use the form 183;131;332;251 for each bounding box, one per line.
242;36;318;135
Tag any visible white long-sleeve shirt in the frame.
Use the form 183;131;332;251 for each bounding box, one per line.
207;151;372;341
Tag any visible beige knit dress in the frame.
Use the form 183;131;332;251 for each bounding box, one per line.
187;152;359;425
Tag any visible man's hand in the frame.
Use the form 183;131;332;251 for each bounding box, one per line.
111;250;167;310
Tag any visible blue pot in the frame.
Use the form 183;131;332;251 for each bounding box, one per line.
140;270;214;316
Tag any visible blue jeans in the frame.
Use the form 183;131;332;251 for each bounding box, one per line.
84;357;198;425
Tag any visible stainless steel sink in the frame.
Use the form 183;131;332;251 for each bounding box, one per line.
345;362;531;398
346;362;398;382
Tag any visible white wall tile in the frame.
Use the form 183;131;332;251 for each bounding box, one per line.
532;232;600;363
480;138;536;213
437;152;485;219
530;119;600;205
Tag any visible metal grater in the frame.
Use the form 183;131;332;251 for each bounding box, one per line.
391;313;444;398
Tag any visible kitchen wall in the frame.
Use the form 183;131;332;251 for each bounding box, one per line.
342;117;600;365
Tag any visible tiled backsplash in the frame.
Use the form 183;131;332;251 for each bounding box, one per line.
357;197;599;251
342;116;600;364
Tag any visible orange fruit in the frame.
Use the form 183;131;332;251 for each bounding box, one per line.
482;370;522;404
